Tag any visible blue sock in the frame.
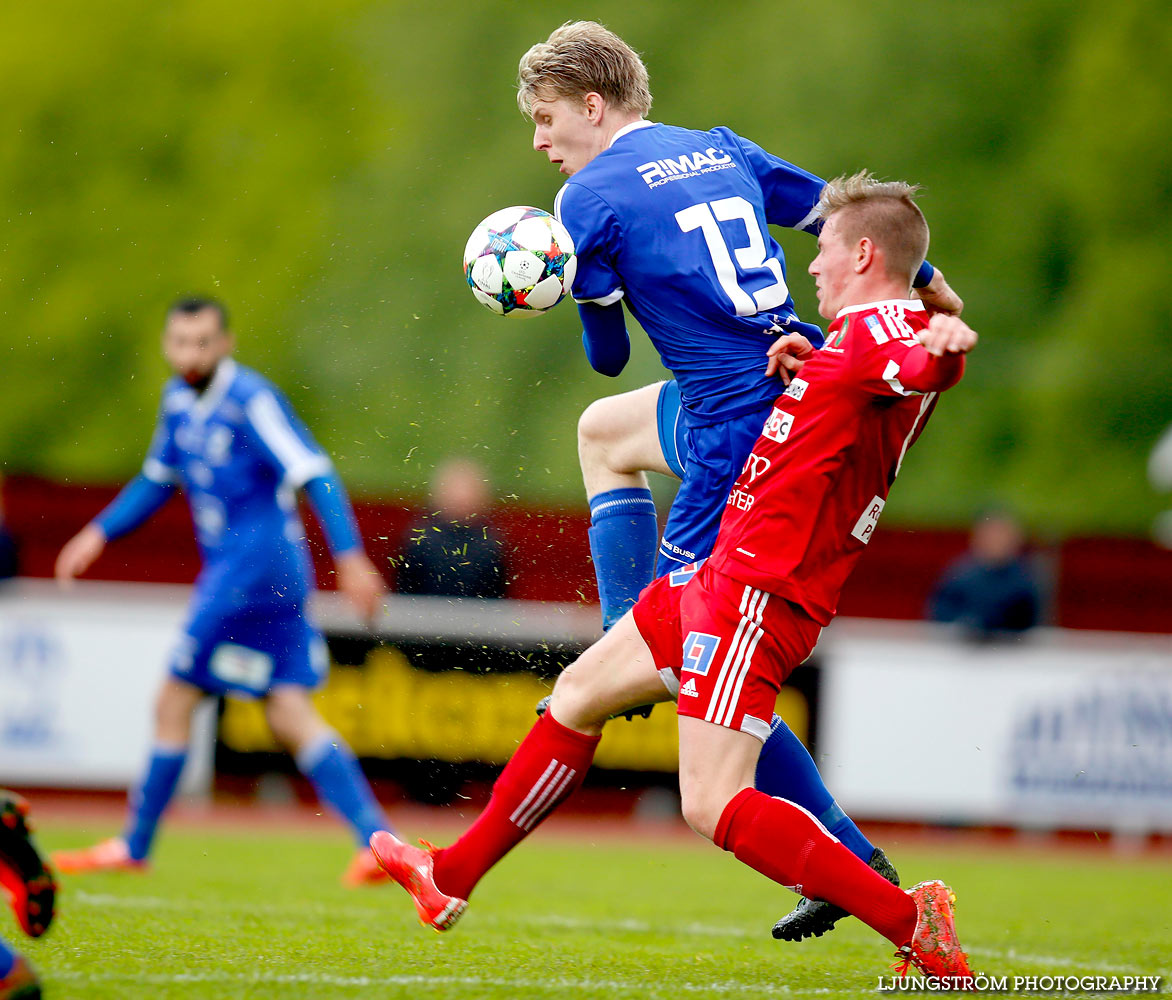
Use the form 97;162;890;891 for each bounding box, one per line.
754;715;876;863
123;744;187;861
588;488;658;631
297;732;390;847
0;938;16;979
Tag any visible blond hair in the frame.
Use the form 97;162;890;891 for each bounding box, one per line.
517;21;652;116
818;171;929;282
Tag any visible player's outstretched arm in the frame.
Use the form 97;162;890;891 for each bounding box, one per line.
303;474;386;622
916;268;964;317
55;472;176;586
890;315;978;395
54;523;107;586
333;550;386;622
918;313;978;357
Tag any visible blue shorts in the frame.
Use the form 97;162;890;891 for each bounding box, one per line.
655;380;772;576
656;379;688;480
169;603;328;699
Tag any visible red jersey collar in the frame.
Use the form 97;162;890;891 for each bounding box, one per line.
834;298;925;321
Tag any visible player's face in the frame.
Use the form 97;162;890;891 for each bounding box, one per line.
162;308;233;387
530;94;605;176
809;215;855;320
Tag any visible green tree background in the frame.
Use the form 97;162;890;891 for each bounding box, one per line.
1;0;1167;535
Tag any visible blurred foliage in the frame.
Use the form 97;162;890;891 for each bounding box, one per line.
0;0;1167;535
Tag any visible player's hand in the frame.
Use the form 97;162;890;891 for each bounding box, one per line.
765;333;816;384
335;550;387;623
917;269;964;316
919;314;978;357
54;523;107;587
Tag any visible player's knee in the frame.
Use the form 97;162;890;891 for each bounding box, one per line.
548;662;609;733
264;692;317;749
577;397;623;462
678;784;724;842
153;682;198;742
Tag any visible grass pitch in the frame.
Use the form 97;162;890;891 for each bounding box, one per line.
14;816;1172;998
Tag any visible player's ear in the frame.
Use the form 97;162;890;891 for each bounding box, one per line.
855;237;875;274
583;91;605;124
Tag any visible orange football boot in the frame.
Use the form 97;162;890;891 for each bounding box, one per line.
892;880;975;984
341;846;391;887
369;831;466;931
51;837;147;875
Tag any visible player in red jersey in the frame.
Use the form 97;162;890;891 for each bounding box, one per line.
371;173;976;981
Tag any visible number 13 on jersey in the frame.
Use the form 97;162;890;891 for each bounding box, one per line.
675;196;789;316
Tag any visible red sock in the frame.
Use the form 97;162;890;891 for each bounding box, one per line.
431;712;600;900
715;788;916;945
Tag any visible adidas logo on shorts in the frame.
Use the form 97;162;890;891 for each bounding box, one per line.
680;677;700;698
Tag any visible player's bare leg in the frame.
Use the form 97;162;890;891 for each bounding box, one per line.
265;686;392;885
152;677;206;746
372;613;670;930
676;716;759;840
678;717;971;979
53;678;203;874
547;611;673;729
579;383;673;631
263;685;332;753
578;382;673;496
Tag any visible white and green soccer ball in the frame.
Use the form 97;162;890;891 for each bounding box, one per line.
463;206;577;316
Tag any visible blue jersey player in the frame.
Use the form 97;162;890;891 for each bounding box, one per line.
52;298;395;886
517;22;962;940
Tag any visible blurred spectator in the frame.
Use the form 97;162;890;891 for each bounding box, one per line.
1148;423;1172;547
397;458;507;598
927;509;1041;639
0;475;18;579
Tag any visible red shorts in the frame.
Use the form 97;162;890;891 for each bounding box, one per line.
632;561;821;741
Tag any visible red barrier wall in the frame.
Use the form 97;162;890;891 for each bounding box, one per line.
5;476;1170;633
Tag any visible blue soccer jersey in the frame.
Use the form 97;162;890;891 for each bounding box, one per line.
134;359;331;612
555;121;827;425
91;358;358;696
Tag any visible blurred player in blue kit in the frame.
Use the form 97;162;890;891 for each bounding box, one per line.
519;22;963;939
52;298;395;886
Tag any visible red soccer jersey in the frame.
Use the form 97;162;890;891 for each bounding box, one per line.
706;298;965;625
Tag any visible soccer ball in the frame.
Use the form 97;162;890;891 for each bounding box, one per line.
463;206;577;316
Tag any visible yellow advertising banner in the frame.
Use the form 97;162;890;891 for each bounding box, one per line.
220;644;809;772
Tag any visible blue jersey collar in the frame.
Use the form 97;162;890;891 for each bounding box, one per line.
191;357;237;421
606;119;656;149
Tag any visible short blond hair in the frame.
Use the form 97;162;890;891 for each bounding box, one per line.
818;171;929;282
517;21;652;116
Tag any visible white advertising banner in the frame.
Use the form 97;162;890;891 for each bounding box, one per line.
5;579;1170;833
0;580;213;791
818;621;1172;833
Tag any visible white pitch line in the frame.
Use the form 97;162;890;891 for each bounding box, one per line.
528;917;1170;978
529;913;752;938
70;893;1166;981
47;968;837;995
71;890;355;919
968;947;1168;977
